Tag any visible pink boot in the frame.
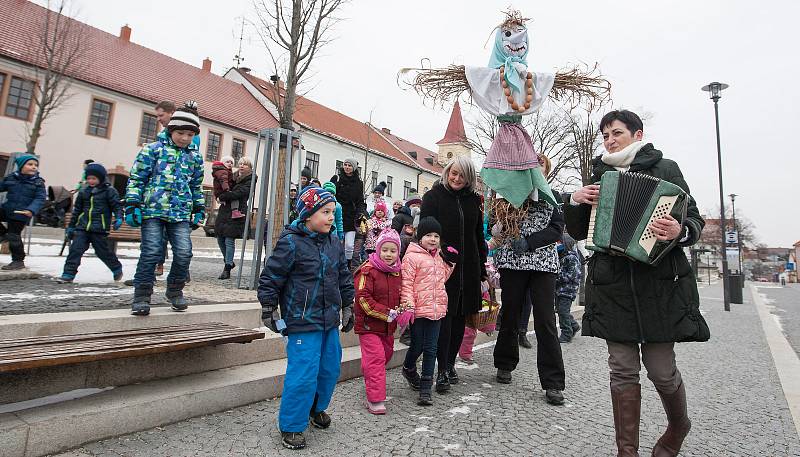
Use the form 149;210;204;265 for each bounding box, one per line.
231;209;245;219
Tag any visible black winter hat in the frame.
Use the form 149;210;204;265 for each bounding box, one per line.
373;181;387;194
301;166;313;179
84;163;107;182
415;216;441;240
391;206;413;232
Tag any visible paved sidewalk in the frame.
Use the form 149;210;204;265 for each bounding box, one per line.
56;283;800;456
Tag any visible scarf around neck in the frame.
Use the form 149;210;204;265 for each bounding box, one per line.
601;141;646;172
368;252;401;273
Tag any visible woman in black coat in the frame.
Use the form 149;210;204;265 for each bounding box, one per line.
419;155;487;393
331;158;364;267
215;158;256;279
565;110;708;457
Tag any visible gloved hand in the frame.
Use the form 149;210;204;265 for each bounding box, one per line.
191;209;206;230
341;306;354;332
65;227;75;239
113;218;123;231
124;203;142;228
511;237;529;255
261;306;281;333
440;245;459;265
387;309;399;323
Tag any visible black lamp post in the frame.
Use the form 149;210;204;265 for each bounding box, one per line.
702;81;730;311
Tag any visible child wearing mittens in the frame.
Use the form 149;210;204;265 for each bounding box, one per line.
354;228;403;415
399;216;457;406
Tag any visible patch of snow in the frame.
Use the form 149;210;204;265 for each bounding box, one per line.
447;405;471;416
0;387;114;414
552;425;566;432
442;444;460;451
411;426;431;435
454;361;479;370
481;383;493;388
461;393;483;403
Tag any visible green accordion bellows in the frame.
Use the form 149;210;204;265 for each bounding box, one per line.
587;171;688;266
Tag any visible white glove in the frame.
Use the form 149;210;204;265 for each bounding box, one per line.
387;309;399;322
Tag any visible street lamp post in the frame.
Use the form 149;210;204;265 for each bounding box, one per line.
702;81;731;311
729;193;743;274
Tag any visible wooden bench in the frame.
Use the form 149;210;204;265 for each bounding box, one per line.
0;322;264;373
61;212;141;255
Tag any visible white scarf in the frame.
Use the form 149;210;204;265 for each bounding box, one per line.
601;141;646;172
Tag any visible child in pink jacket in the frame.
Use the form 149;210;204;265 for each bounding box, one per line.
399;217;457;406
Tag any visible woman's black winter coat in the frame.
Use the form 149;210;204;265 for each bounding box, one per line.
420;182;488;316
564;143;710;344
215;172;256;239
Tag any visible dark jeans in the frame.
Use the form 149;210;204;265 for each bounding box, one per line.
158;229;168;265
436;305;466;372
216;235;235;265
63;230;122;277
493;269;565;390
0;212;26;261
556;295;579;338
134;219;192;288
404;318;442;378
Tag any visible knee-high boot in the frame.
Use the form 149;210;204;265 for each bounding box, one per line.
611;384;641;457
652;382;691;457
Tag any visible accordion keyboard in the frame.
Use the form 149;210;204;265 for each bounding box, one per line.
586;205;597;248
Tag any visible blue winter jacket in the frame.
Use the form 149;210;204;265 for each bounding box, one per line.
555;249;582;299
69;182;123;233
0;171;47;222
258;221;355;334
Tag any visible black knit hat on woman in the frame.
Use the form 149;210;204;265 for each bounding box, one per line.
415;216;441;241
167;101;200;134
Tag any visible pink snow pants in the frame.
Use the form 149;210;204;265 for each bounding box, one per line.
359;333;395;402
459;327;478;360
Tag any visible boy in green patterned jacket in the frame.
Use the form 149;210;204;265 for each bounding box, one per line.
124;102;205;315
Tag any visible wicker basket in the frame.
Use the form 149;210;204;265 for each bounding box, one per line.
466;288;501;330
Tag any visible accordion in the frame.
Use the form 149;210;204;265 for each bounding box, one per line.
586;171;688;265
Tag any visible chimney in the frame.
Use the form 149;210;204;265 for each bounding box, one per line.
120;24;131;42
202;57;212;72
239;67;252;73
381;127;391;134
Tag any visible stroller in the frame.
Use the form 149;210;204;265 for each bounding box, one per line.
36;186;73;228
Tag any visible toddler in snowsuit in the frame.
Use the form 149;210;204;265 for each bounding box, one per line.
354;228;403;415
211;156;243;219
400;216;457;406
58;163;124;282
258;185;355;451
322;181;345;241
125;101;205;315
365;200;391;254
0;154;46;270
555;235;582;343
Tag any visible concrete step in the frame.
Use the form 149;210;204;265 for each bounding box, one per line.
0;338;416;457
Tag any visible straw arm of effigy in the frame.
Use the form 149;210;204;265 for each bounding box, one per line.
398;63;611;107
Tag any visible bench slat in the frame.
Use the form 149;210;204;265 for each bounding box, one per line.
0;323;264;373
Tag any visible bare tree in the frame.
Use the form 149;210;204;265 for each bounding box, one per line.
25;0;86;154
252;0;347;245
565;99;607;187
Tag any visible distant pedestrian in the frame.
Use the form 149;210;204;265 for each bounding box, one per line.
331;158;365;269
258;185;355;450
365;200;391;254
214;157;256;280
366;181;394;219
0;154;46;270
400;217;457;406
125;101;205;316
354;228;403;415
57;163;123;283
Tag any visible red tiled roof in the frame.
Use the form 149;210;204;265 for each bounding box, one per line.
0;0;278;133
237;70;415;167
436;100;467;145
372;126;443;175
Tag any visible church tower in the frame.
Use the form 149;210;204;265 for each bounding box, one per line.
436;100;471;166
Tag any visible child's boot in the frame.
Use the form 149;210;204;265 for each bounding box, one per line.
131;285;153;316
231;209;245;219
55;274;75;283
402;365;421;391
281;431;306;450
418;376;433;406
166;282;188;311
365;400;387;415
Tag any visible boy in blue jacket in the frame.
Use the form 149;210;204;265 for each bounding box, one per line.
0;154;46;270
258;185;355;451
57;163;124;283
124;102;205;315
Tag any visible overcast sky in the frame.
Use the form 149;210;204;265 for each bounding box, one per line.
47;0;799;247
